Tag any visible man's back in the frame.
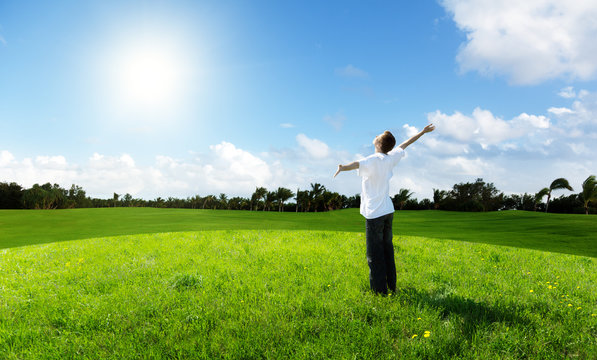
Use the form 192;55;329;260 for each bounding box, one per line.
358;147;405;219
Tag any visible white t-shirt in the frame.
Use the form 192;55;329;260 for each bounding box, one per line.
357;147;406;219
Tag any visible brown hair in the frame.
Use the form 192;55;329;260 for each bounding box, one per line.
379;131;396;154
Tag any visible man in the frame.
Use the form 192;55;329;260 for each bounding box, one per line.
334;124;435;294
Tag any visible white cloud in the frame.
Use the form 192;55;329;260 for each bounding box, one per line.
513;113;550;129
444;156;490;176
89;153;136;170
0;150;15;166
323;112;346;131
422;137;470;155
35;156;68;169
568;142;591;155
205;141;272;191
0;143;275;199
0;153;79;190
549;90;597;132
428;107;550;147
402;124;419;137
280;123;295;128
334;64;369;79
0;35;6;46
442;0;597;84
404;89;597;198
548;107;574;116
558;86;577;99
82;153;144;196
296;133;330;159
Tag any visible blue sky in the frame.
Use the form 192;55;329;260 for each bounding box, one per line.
1;0;596;199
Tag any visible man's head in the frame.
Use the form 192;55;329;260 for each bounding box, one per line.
373;131;396;154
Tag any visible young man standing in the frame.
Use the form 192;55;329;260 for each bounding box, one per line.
334;124;435;294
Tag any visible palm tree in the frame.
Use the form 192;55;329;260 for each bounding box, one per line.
392;188;413;210
581;175;597;215
202;195;216;209
251;187;267;211
295;189;309;212
534;188;549;212
264;191;276;211
190;195;203;209
324;192;343;210
228;196;247;210
218;193;229;209
309;183;325;212
276;187;294;212
154;197;165;208
545;178;573;213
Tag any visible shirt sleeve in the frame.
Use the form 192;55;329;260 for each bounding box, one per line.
388;147;406;166
357;156;372;177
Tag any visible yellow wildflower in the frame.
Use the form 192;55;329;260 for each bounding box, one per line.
411;334;418;339
529;290;534;293
567;304;572;307
424;331;431;338
576;307;581;310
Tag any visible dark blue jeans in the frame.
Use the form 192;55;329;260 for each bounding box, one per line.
365;213;396;294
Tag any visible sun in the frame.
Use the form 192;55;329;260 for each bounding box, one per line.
118;45;181;108
114;42;186;113
101;28;193;120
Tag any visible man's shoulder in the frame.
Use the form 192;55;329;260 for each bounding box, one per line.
362;153;384;160
358;153;378;164
388;147;405;156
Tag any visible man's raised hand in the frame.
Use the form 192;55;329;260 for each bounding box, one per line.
334;165;342;178
423;124;435;133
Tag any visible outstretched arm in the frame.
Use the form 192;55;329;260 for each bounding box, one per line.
398;124;435;150
333;161;359;178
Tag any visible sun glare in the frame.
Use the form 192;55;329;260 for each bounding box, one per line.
115;43;185;111
101;27;193;120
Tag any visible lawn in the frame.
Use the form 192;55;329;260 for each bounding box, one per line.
1;208;596;257
1;209;596;358
1;230;595;359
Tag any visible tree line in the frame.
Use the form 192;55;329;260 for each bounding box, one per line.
1;175;595;214
0;182;359;212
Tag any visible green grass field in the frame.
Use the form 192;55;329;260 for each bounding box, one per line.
1;209;596;358
1;208;596;257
